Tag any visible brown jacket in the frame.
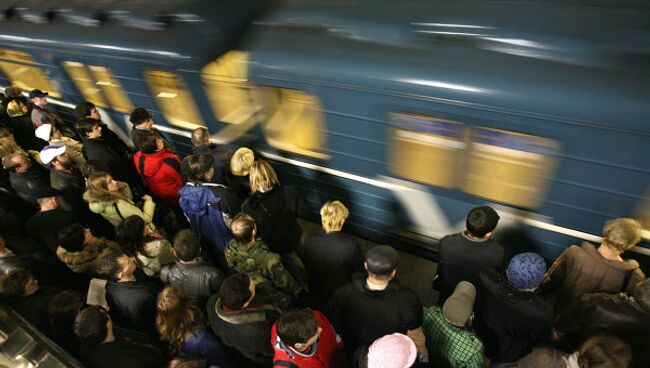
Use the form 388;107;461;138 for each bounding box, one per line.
56;238;121;275
540;242;645;313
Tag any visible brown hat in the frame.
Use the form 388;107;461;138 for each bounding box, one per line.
442;281;476;327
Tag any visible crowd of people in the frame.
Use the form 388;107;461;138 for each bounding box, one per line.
0;87;648;368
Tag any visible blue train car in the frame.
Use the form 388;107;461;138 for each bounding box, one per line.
1;0;649;265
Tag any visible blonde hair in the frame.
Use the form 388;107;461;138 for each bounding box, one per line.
603;218;641;253
156;286;205;348
0;138;23;157
230;147;254;176
83;172;126;203
321;200;349;232
249;160;279;192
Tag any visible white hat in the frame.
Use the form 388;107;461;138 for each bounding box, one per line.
40;145;66;165
35;124;53;142
367;333;417;368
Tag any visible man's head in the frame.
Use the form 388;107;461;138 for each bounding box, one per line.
58;223;92;253
48;290;84;329
173;229;201;262
230;147;254;177
442;281;476;328
74;306;112;345
129;107;153;128
40;145;71;169
602;218;641;253
191;127;211;147
219;273;255;310
96;253;137;281
276;310;321;353
365;245;399;280
74;101;101;121
187;153;215;184
75;117;102;139
2;152;31;173
35;187;60;211
506;252;547;291
633;278;650;313
466;206;500;238
320;200;349;233
137;132;163;154
0;268;38;298
578;336;631;368
230;213;256;243
29;89;48;107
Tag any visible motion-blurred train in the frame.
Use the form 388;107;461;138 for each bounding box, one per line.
1;0;649;263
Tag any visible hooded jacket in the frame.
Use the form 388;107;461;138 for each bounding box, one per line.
178;183;239;254
133;148;182;207
56;238;121;275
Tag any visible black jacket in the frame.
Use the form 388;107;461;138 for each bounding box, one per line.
324;273;423;352
9;164;50;205
50;168;86;209
299;231;364;307
160;259;224;306
180;143;230;184
241;186;305;254
474;269;553;363
25;208;79;254
435;232;504;304
206;294;279;365
555;292;650;368
82;136;140;188
78;328;166;368
105;271;162;336
8;114;47;151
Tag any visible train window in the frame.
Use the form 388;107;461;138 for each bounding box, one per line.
258;87;328;159
201;51;260;125
389;112;465;188
0;49;60;97
462;127;558;207
144;70;205;130
62;61;108;108
88;65;133;113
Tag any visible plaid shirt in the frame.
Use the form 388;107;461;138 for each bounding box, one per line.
423;306;484;368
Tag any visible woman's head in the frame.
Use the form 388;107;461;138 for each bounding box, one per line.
187;153;215;184
116;216;146;256
249;160;279;193
578;336;631;368
48;290;84;328
320;200;349;233
230;147;254;177
156;286;205;348
83;172;125;203
602;218;641;253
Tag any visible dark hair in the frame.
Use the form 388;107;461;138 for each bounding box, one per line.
129;107;152;126
276;310;318;347
95;253;124;281
191;127;210;147
230;213;256;243
115;216;146;256
83;160;109;179
0;268;32;298
634;278;650;312
219;273;252;310
57;223;86;252
74;101;96;120
466;206;500;237
75;117;100;137
48;290;84;328
74;306;109;344
187;153;214;184
173;229;200;262
578;336;631;368
138;132;158;154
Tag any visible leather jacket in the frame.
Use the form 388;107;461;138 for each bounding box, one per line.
160;258;224;305
9;165;50;205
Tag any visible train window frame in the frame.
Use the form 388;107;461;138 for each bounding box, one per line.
256;86;329;160
143;69;205;130
0;49;61;97
88;65;133;113
62;61;109;108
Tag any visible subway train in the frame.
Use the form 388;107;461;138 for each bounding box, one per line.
1;0;649;264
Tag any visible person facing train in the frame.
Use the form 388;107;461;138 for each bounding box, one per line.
129;107;175;153
180;127;230;185
133;132;183;207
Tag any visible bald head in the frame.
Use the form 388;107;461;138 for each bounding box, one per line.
191;127;210;147
2;152;30;173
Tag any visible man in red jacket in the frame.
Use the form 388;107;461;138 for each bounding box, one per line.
133;132;182;206
271;309;343;368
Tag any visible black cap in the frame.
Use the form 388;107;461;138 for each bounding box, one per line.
29;89;48;99
365;245;399;275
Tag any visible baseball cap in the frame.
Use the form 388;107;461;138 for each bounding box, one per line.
365;245;399;276
29;89;48;99
35;124;53;142
367;333;417;368
40;145;66;165
506;252;547;290
442;281;476;327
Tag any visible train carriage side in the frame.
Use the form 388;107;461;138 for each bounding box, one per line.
242;6;650;263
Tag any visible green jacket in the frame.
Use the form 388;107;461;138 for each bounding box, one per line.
224;239;303;309
88;184;157;231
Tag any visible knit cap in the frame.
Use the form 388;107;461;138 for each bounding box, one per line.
367;333;417;368
506;252;547;290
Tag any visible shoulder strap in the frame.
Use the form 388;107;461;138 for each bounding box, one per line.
621;269;634;292
138;155;146;180
113;201;124;220
274;360;299;368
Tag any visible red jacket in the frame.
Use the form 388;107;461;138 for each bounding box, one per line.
133;148;182;206
271;310;343;368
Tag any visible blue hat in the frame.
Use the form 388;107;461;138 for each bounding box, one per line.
507;252;547;290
